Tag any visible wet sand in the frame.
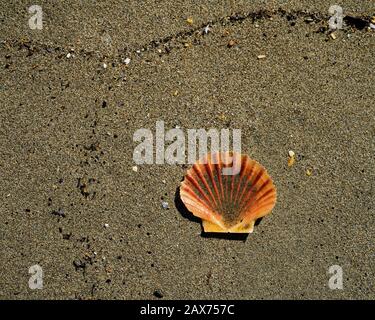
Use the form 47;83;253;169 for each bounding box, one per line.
0;1;374;299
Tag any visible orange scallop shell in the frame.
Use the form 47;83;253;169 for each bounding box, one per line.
180;152;277;233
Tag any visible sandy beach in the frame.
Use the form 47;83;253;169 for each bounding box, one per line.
0;1;374;299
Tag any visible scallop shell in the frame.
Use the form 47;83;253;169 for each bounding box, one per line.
180;152;277;233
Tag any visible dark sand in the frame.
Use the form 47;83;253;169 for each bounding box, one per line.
0;1;374;299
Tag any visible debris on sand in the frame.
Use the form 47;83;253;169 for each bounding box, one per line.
161;201;169;210
227;39;236;48
330;32;337;40
132;165;138;172
66;49;75;59
287;157;295;167
218;112;227;121
288;150;296;167
306;169;312;176
257;54;266;59
123;57;131;65
186;17;194;25
153;290;163;298
203;25;210;34
51;208;66;218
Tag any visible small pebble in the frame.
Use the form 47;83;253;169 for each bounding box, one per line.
153;290;163;299
257;54;266;59
218;112;227;121
288;157;296;167
51;208;65;217
288;150;296;167
104;223;109;228
132;166;138;172
330;33;337;40
103;62;108;69
227;39;236;48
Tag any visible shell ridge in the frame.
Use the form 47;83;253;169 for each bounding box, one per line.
214;154;225;206
237;161;258;208
181;192;219;221
185;173;213;209
238;167;265;211
181;186;212;209
204;161;223;212
193;163;218;208
240;188;276;221
233;155;248;208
